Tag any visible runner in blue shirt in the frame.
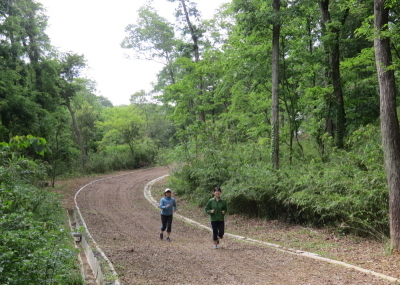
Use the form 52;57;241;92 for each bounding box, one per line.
159;188;177;241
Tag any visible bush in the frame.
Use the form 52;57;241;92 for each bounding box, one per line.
167;125;389;239
0;184;83;284
85;138;159;174
0;136;83;284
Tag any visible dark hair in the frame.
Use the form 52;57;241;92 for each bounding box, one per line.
214;187;221;193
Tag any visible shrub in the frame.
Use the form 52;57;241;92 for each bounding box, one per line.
0;136;83;284
0;184;83;284
168;125;389;239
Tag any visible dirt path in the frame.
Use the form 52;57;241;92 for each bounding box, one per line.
72;167;397;284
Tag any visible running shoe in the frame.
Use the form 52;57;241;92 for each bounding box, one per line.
213;245;218;249
166;237;171;242
160;233;163;240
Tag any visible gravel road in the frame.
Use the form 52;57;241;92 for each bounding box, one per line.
74;167;393;284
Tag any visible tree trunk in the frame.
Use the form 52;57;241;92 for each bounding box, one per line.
374;0;400;250
331;35;345;149
271;0;280;170
180;0;199;63
51;125;61;188
179;0;205;122
64;96;87;169
319;0;347;148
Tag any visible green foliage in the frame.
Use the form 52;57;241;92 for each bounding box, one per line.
0;136;83;284
274;159;387;235
2;0;399;251
341;48;380;131
96;105;145;151
0;183;83;284
1;135;49;156
0;135;50;185
85;138;159;174
121;4;179;62
168;124;388;239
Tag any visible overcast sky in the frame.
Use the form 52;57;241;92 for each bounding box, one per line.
39;0;227;106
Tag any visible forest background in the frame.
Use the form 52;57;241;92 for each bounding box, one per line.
1;0;400;283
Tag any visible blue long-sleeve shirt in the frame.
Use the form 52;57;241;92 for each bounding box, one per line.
159;196;177;216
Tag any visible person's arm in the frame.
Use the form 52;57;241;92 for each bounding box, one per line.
222;200;227;215
205;200;214;215
173;199;177;212
159;198;165;209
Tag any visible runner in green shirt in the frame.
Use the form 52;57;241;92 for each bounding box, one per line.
205;187;227;249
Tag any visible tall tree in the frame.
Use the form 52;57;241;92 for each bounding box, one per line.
130;90;176;148
0;0;53;140
175;0;201;63
318;0;348;148
20;0;50;90
121;4;179;85
271;0;280;169
168;0;206;121
74;79;104;154
374;0;400;250
58;53;87;169
96;105;145;156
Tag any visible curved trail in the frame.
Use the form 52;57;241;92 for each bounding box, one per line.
76;167;394;284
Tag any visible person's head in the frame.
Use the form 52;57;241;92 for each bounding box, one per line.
214;187;221;193
214;187;221;198
164;188;172;196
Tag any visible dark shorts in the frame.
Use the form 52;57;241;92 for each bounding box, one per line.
161;214;173;232
210;221;225;241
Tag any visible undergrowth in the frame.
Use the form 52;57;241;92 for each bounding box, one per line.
1;136;84;284
164;124;389;240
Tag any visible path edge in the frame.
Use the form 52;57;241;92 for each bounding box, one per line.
144;174;400;284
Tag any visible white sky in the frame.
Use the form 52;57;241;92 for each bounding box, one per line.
39;0;228;106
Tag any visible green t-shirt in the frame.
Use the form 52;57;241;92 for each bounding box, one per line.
205;198;227;222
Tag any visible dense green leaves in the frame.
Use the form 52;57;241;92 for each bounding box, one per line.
0;137;82;284
121;4;178;63
2;0;400;255
0;184;82;284
151;0;399;240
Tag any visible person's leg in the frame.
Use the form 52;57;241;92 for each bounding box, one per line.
166;215;173;239
160;215;167;239
210;221;219;247
217;221;225;240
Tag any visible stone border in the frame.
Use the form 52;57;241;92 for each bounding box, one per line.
144;174;400;284
72;210;105;284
